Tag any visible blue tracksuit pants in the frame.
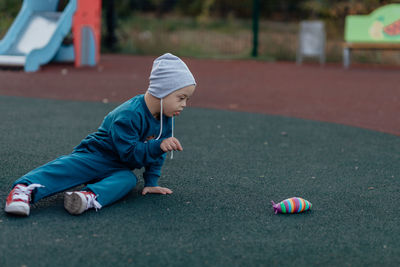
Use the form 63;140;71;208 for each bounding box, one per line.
13;151;138;207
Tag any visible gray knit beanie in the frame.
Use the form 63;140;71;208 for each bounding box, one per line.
148;53;196;99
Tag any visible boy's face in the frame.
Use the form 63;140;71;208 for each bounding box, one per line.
163;85;196;117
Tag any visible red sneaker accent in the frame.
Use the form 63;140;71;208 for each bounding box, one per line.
6;184;29;204
5;184;44;216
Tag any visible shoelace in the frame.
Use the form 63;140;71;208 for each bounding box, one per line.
86;193;102;211
13;184;44;202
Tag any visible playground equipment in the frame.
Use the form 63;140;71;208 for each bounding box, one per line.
0;0;101;72
343;4;400;68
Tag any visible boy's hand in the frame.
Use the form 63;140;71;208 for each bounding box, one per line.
142;186;173;195
160;137;183;152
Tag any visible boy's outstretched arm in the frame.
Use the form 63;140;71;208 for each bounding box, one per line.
142;153;172;195
142;138;182;195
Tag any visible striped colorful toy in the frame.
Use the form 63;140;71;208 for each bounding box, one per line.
271;197;312;214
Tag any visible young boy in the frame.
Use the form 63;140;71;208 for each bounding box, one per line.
4;53;196;216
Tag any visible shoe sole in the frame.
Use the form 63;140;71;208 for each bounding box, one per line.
64;192;86;215
5;202;29;216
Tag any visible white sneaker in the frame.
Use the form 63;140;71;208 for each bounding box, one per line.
64;191;102;215
5;184;44;216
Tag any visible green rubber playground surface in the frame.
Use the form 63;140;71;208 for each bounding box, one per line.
1;95;399;266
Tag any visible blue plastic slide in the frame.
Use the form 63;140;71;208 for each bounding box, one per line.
0;0;77;72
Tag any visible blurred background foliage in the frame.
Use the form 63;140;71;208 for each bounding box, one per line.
1;0;400;64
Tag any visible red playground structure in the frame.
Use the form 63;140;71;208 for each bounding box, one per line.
72;0;102;67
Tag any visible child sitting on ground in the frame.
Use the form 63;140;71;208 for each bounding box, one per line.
5;53;196;216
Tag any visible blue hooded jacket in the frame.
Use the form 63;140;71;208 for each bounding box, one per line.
74;94;172;187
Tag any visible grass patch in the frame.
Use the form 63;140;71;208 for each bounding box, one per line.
110;13;400;65
0;16;14;39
